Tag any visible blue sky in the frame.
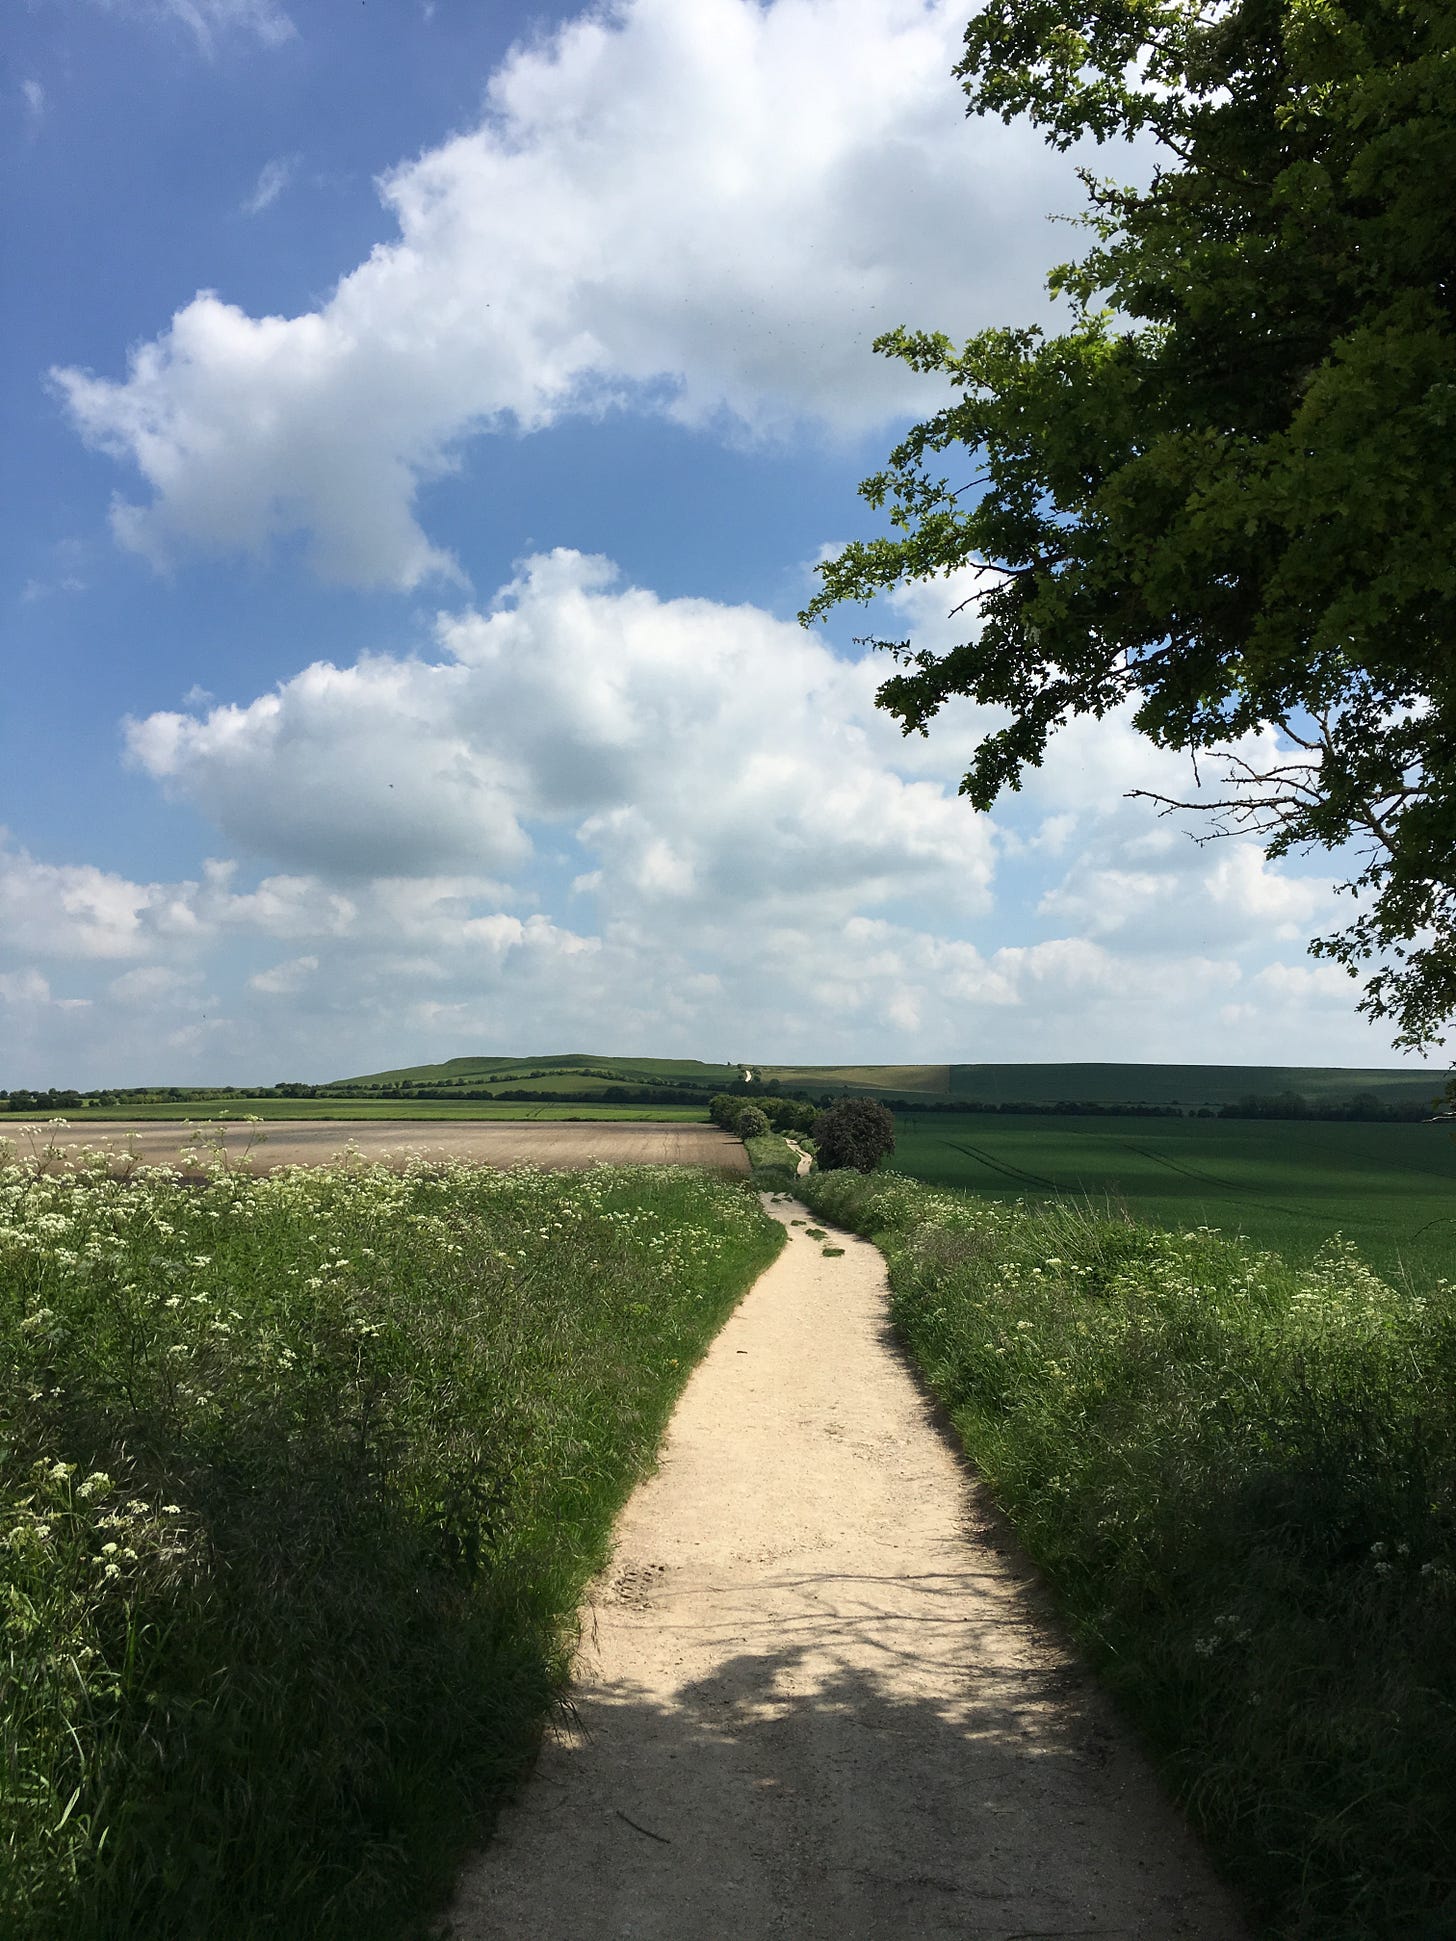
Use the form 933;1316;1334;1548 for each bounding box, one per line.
1;0;1425;1086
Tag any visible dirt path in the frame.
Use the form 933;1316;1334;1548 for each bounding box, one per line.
447;1196;1246;1940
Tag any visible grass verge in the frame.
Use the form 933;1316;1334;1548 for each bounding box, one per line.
794;1168;1456;1940
1;1151;781;1938
742;1131;803;1180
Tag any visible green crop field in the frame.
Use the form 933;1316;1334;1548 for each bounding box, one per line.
885;1111;1456;1289
21;1099;709;1124
757;1059;1446;1109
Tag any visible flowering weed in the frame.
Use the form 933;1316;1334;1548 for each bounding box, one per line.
0;1152;780;1938
798;1169;1456;1940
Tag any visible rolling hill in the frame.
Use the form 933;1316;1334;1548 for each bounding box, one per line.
335;1054;1447;1111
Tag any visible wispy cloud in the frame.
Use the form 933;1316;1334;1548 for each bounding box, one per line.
20;575;85;605
22;79;46;124
241;155;295;216
92;0;296;56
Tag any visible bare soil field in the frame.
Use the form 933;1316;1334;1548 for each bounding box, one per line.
4;1119;748;1174
447;1195;1246;1940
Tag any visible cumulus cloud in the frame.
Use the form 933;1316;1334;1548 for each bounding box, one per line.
126;549;999;920
55;0;1107;587
0;547;1397;1083
0;834;206;961
1037;840;1336;953
0;832;1411;1084
248;954;318;995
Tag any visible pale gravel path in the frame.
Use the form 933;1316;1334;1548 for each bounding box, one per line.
447;1195;1247;1941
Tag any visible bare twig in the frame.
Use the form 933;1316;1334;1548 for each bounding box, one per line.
615;1809;671;1844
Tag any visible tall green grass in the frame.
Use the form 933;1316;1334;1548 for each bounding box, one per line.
0;1147;780;1938
795;1169;1456;1940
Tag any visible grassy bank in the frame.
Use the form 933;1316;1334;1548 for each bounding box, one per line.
0;1153;780;1938
793;1169;1456;1939
741;1129;803;1179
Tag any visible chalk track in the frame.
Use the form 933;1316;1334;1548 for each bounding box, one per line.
447;1194;1246;1940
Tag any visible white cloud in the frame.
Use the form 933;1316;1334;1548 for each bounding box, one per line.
92;0;295;53
241;155;295;216
20;574;86;604
126;549;999;921
0;969;52;1007
1037;839;1335;952
55;0;1112;587
0;834;205;962
109;965;205;1005
128;654;533;880
248;954;318;995
0;555;1415;1083
22;79;45;122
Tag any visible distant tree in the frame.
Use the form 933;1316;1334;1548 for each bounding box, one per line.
814;1099;896;1174
735;1105;771;1140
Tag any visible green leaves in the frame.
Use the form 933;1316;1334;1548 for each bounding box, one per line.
803;0;1456;1049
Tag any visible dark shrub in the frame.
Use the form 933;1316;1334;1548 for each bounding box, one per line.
813;1099;895;1173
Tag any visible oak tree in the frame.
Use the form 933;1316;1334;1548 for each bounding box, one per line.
803;0;1456;1052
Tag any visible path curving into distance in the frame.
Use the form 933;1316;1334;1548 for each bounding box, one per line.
447;1196;1246;1940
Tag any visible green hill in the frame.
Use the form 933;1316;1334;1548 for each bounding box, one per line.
336;1053;742;1093
335;1054;1447;1112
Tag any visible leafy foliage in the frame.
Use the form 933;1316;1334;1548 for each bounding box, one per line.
813;1098;897;1173
803;0;1456;1050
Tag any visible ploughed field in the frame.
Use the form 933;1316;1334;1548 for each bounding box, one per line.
35;1099;711;1124
887;1111;1456;1288
8;1118;748;1174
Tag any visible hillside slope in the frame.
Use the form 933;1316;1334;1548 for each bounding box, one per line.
335;1056;1446;1111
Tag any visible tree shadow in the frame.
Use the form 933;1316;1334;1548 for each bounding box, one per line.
448;1607;1245;1941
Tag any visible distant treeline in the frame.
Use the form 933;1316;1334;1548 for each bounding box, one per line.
0;1084;1443;1122
891;1098;1187;1118
1216;1091;1436;1123
892;1094;1437;1121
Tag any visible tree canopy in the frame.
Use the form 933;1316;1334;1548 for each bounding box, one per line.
802;0;1456;1051
814;1098;897;1173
